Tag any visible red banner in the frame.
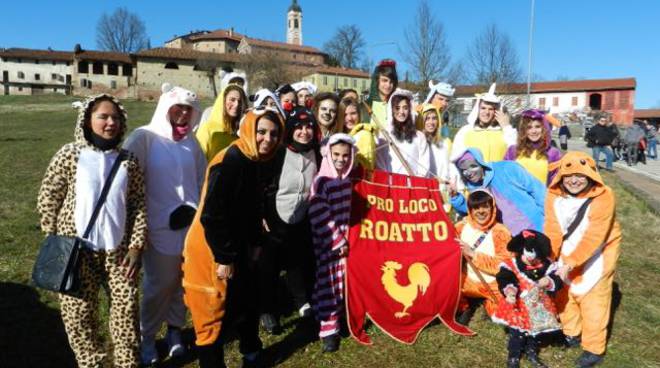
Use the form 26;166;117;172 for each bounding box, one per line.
347;171;474;344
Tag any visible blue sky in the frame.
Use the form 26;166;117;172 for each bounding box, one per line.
2;0;658;107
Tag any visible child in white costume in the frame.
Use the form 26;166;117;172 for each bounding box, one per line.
123;83;206;365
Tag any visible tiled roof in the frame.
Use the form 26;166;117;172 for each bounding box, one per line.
634;109;660;119
174;28;325;55
137;47;239;63
455;78;636;96
309;66;369;78
0;48;72;61
75;50;133;64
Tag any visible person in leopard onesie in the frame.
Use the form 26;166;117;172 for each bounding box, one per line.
37;94;147;368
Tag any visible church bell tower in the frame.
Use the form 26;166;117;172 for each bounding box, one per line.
287;0;302;46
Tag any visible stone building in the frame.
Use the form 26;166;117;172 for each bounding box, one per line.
72;45;136;98
136;47;239;100
0;48;73;95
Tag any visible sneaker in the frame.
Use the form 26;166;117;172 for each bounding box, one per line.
166;327;186;358
260;313;282;335
140;336;159;366
565;335;581;349
299;303;312;318
576;351;604;367
321;334;340;353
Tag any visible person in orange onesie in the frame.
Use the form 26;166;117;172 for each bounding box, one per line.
544;151;621;368
455;189;512;325
182;107;284;368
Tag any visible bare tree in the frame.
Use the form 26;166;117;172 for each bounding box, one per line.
400;0;450;85
323;25;366;69
237;51;296;91
195;58;224;97
464;24;522;85
96;7;149;53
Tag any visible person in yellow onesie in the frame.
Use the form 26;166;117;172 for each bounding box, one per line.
196;83;247;161
455;189;512;325
544;151;621;368
183;107;283;368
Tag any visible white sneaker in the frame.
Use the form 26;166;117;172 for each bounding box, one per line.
140;336;159;365
166;328;186;358
299;303;312;318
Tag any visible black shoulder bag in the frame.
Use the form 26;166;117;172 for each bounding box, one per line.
562;197;594;241
32;150;127;296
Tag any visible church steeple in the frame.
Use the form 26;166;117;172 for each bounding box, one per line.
287;0;302;46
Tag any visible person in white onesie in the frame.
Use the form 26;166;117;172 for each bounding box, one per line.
123;83;206;365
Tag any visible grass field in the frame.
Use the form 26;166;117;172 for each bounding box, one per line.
1;95;658;368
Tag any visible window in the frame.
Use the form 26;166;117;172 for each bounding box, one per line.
88;80;92;89
553;97;559;106
164;62;179;69
17;58;22;63
294;19;299;29
52;61;56;66
35;60;39;64
18;87;23;91
58;75;64;82
353;79;357;88
344;77;348;86
293;54;297;59
110;80;117;89
92;61;103;74
122;64;132;76
66;61;70;66
53;88;57;92
17;71;25;79
538;97;546;108
362;80;366;90
78;61;89;73
51;73;57;80
323;76;328;85
107;63;118;76
35;73;40;80
80;79;87;88
572;96;578;106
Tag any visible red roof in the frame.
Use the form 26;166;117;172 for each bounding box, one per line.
309;66;369;78
171;28;325;55
0;48;72;61
137;47;239;63
455;78;636;96
634;109;660;119
75;50;133;64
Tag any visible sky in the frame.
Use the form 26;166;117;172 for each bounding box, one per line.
2;0;658;108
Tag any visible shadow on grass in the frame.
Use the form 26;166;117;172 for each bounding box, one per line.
607;282;622;341
0;282;76;368
261;317;319;367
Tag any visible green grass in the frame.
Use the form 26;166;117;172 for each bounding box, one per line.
1;95;659;367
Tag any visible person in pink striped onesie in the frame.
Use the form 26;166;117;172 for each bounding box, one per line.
309;133;356;353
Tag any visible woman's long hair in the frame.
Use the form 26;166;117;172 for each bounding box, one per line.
516;116;550;159
391;95;415;143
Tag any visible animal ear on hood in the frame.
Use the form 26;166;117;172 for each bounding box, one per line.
161;82;174;93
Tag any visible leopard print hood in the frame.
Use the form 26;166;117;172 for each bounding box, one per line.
72;94;128;150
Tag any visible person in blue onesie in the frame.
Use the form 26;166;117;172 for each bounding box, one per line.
450;148;546;236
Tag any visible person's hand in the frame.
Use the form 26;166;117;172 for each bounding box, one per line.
262;218;270;233
495;110;511;128
216;263;234;280
557;264;573;281
456;238;474;258
449;179;458;197
122;248;141;280
504;286;517;305
538;276;551;289
505;293;516;305
338;245;349;258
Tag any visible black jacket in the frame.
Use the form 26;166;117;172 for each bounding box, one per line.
587;124;615;146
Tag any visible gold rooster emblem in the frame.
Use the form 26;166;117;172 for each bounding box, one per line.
380;261;431;318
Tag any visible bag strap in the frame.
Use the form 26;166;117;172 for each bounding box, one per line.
82;149;128;239
562;197;594;241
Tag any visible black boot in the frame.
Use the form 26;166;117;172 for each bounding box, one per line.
197;342;226;368
456;300;479;326
322;334;340;353
576;351;604;367
565;335;581;349
507;330;524;368
525;338;548;368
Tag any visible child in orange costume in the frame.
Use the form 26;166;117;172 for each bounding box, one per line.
544;151;621;368
455;189;512;325
182;108;284;368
